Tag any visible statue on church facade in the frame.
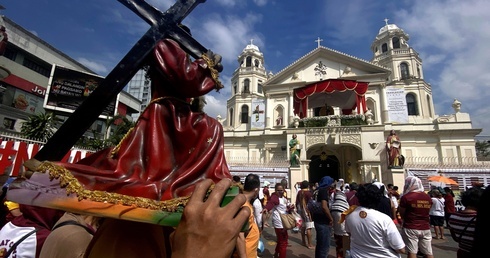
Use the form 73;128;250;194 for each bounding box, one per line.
386;130;403;168
289;134;301;167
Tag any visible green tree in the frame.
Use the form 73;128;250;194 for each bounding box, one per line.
476;140;490;159
20;112;58;141
105;115;136;147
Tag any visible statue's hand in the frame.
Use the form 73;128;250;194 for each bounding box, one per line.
206;50;223;72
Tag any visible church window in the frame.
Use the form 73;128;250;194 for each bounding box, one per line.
258;81;263;94
417;65;421;78
406;93;418;115
246;56;252;67
243;79;250;93
382;43;388;53
233;83;237;95
255;60;260;67
400;63;409;79
392;37;400;49
241;105;249;123
229;108;234;126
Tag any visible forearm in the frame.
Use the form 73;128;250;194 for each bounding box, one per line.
236;232;247;258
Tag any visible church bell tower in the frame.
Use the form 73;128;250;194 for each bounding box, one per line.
226;40;268;130
371;19;435;119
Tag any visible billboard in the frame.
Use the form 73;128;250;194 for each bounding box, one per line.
44;65;117;118
251;98;266;129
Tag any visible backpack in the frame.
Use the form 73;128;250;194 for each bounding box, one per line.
307;190;324;217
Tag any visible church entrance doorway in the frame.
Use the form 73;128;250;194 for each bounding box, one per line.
308;152;340;184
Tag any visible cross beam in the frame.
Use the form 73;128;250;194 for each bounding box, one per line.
35;0;209;161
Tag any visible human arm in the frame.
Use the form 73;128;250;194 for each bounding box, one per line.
321;199;334;226
171;178;249;258
235;232;247;258
263;194;280;212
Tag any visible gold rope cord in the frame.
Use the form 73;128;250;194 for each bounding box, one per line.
35;161;190;211
201;53;224;90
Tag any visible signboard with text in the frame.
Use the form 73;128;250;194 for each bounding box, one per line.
44;65;117;118
386;86;409;123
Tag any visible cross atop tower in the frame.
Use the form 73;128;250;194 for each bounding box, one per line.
384;18;389;25
250;38;254;45
315;37;323;48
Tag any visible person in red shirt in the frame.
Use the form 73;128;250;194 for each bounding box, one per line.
345;182;360;206
443;187;456;227
399;176;434;258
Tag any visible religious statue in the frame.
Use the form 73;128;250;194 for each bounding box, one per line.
386;130;403;168
9;38;246;257
365;108;374;125
276;115;283;126
289;134;301;167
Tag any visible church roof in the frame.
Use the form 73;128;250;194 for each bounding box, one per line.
266;45;390;84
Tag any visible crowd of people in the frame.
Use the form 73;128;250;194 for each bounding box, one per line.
0;174;488;258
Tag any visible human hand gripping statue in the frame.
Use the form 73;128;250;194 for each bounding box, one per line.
7;37;248;258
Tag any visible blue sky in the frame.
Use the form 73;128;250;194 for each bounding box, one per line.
2;0;490;136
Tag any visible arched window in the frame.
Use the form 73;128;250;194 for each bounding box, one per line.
229;108;234;126
258;81;263;94
406;93;418;115
392;37;400;49
243;79;250;93
254;59;260;67
246;56;252;67
233;83;237;95
382;43;388;53
241;105;249;123
400;63;409;80
417;65;421;78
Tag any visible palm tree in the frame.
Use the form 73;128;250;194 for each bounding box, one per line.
20;112;58;142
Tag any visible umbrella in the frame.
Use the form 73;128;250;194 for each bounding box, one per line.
427;175;458;185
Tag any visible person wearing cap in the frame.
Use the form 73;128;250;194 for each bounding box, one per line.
331;179;349;258
312;176;334;258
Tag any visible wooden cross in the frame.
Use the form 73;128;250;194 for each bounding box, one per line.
315;37;323;48
35;0;210;161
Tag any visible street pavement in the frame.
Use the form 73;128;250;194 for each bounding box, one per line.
259;225;458;257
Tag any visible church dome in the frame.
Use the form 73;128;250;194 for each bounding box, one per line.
378;23;400;35
243;43;260;52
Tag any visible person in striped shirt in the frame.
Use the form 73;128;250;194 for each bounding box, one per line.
448;187;483;258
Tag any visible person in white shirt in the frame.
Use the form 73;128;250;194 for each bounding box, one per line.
342;183;405;258
429;189;445;239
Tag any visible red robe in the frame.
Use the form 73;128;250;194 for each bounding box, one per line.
55;39;230;201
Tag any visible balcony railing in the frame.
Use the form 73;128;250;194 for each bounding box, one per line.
226;155;289;167
404;156;490;169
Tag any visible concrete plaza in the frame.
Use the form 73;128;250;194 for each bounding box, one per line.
260;226;458;258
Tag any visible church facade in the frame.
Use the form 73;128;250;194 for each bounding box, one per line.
223;22;485;197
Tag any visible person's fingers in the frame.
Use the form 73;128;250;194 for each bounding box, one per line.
232;205;251;232
188;179;213;204
204;178;232;207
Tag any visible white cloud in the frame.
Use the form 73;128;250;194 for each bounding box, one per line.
196;13;263;64
204;94;228;119
253;0;268;7
396;0;490;134
77;58;109;74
